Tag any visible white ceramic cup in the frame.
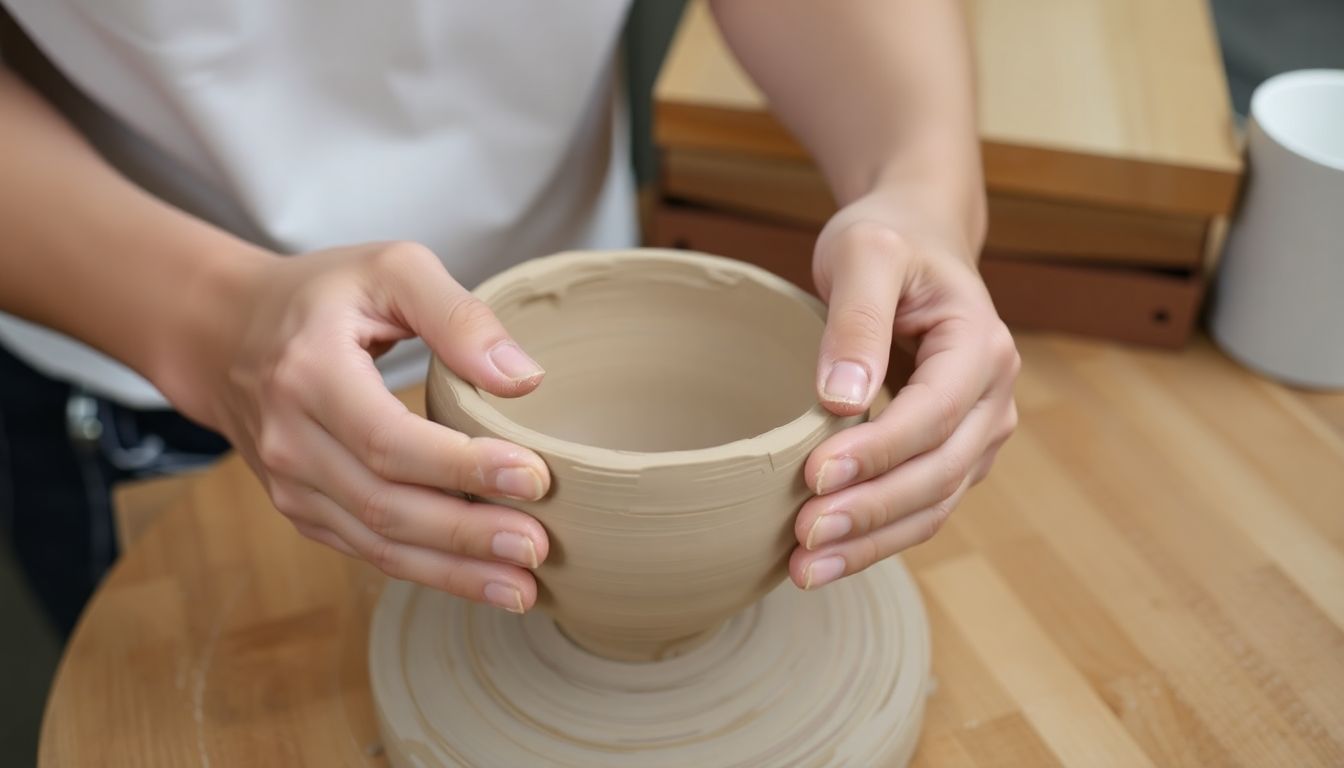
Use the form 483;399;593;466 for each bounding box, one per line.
1209;69;1344;389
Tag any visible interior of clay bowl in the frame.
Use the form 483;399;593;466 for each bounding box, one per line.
479;251;823;453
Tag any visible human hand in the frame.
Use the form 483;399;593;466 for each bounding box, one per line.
164;242;552;612
789;189;1019;590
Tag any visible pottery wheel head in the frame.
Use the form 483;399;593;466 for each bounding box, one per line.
370;556;930;767
426;249;863;661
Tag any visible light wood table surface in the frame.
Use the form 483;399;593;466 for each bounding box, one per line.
40;335;1344;767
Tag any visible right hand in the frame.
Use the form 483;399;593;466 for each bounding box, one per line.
164;241;552;613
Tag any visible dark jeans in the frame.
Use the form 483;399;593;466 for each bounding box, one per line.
0;345;229;636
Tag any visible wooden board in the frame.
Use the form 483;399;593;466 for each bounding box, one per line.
648;203;1204;350
39;336;1344;767
980;256;1203;348
655;0;1243;217
662;148;1212;268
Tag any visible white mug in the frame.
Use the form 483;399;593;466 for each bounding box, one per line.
1210;69;1344;389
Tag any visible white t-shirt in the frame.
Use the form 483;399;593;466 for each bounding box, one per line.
0;0;638;407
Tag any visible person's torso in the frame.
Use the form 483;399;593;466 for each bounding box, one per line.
0;0;637;405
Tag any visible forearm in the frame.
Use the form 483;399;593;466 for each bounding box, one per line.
710;0;986;252
0;68;270;399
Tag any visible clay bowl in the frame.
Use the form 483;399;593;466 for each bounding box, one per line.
427;249;860;661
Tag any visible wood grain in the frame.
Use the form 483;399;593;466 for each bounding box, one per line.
111;471;198;551
41;336;1344;767
662;148;1211;269
655;0;1243;216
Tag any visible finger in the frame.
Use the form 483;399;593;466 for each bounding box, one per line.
805;317;1007;495
267;456;547;569
814;225;905;416
296;356;550;500
292;421;549;567
292;520;359;558
340;483;549;569
969;412;1015;486
796;399;998;550
789;475;972;590
304;486;539;612
376;242;545;397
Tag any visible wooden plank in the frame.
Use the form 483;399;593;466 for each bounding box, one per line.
980;142;1241;219
980;257;1204;349
909;729;981;768
654;0;1243;216
986;196;1207;270
988;425;1343;765
921;555;1157;768
1013;338;1344;761
662;148;834;227
648;203;816;294
955;713;1067;768
662;148;1211;268
1066;348;1344;633
919;598;1019;732
648;203;1205;349
1134;342;1344;550
980;538;1236;768
1289;387;1344;442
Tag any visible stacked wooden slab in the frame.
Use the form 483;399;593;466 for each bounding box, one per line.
650;0;1244;349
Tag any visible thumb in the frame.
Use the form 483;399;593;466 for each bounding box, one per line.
815;229;904;416
381;244;544;398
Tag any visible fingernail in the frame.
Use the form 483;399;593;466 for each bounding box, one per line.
488;341;545;383
494;466;544;500
803;556;847;590
806;513;853;550
483;582;526;613
815;456;859;495
822;361;870;406
492;531;539;568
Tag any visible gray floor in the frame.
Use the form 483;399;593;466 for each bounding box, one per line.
1;1;1341;765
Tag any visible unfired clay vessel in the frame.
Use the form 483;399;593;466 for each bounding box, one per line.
427;249;860;660
371;249;931;766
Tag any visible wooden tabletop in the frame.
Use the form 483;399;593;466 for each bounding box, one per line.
40;335;1344;767
655;0;1244;217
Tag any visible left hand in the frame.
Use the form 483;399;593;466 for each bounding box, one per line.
789;187;1019;590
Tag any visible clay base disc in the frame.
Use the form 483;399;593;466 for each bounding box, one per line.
369;558;930;767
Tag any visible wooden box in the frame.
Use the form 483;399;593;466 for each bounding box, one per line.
650;0;1243;348
650;204;1206;352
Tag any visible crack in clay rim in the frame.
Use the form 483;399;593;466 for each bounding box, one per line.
433;248;842;471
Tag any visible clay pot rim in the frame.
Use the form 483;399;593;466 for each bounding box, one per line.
433;248;838;470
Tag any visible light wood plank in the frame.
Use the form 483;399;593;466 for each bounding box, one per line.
959;530;1236;768
919;596;1019;731
955;712;1066;768
662;148;1212;268
1069;345;1344;631
993;423;1344;765
909;728;981;768
1133;342;1344;549
922;555;1157;768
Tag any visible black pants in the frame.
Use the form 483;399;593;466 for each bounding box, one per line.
0;345;229;636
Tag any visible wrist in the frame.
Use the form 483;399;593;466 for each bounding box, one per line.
147;234;275;425
863;166;987;263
